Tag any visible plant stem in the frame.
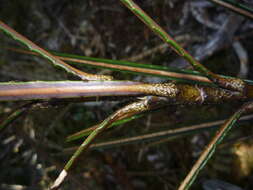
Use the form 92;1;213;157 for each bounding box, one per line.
0;81;246;103
51;96;168;189
209;0;253;19
0;21;112;81
119;0;246;92
8;47;253;89
5;47;215;85
0;81;177;101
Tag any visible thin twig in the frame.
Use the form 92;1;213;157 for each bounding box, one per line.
209;0;253;19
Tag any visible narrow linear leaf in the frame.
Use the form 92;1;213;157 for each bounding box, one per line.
65;114;253;149
0;106;28;131
7;47;212;85
66;113;144;142
178;101;253;190
119;0;246;92
52;96;164;189
0;21;111;81
0;102;52;131
7;47;253;87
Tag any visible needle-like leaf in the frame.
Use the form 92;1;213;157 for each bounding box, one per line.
51;96;169;189
119;0;246;92
178;101;253;190
7;47;253;87
66;114;253;144
0;21;112;81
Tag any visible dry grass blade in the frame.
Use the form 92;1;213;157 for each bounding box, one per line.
209;0;253;19
62;114;253;152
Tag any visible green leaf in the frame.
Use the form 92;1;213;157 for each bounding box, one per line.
66;113;144;142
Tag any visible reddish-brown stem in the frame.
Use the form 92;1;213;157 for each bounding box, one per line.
0;81;247;103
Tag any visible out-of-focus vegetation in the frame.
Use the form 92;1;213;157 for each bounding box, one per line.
0;0;253;189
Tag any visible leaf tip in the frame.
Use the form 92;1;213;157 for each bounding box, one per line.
50;170;68;190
